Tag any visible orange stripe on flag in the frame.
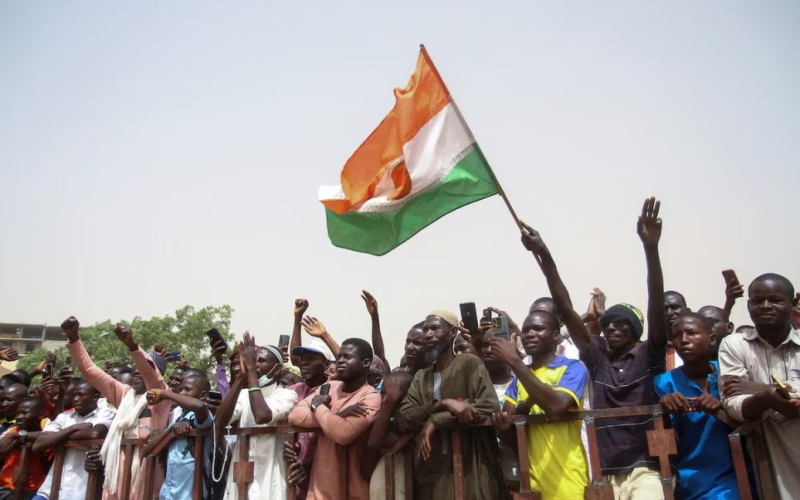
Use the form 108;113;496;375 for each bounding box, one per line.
322;51;450;214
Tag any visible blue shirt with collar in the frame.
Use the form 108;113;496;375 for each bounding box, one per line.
159;410;214;500
654;361;739;500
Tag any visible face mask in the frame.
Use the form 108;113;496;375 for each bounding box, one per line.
258;365;279;387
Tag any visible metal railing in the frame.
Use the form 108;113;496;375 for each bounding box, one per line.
11;405;777;500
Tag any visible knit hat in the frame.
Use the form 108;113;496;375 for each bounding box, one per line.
427;309;460;328
601;303;645;342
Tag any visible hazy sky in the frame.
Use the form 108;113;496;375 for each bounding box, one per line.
2;2;798;366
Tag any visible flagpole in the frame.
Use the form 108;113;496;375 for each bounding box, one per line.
419;44;523;231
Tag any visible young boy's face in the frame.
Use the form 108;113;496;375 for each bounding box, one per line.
177;376;206;399
15;400;42;431
671;317;714;363
71;383;100;416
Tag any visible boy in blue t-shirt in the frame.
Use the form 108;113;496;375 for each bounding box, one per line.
145;373;214;500
654;312;739;500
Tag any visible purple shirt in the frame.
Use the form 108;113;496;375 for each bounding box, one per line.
582;336;666;475
215;364;230;398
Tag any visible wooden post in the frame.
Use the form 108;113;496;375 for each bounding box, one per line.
583;416;614;500
385;452;396;500
143;456;157;500
286;433;297;500
192;436;204;500
451;430;465;500
119;442;135;500
512;420;541;500
646;413;677;500
405;447;414;500
728;432;752;500
749;427;778;500
50;447;67;500
85;469;100;500
234;434;255;500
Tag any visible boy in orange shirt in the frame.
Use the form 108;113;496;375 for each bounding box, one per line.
0;397;52;500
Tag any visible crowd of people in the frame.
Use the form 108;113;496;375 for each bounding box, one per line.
0;197;798;500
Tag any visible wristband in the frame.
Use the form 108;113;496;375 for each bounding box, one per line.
248;386;261;392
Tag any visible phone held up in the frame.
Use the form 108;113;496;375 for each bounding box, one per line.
459;303;480;337
279;335;290;349
722;269;740;287
489;316;510;341
44;363;54;380
319;383;331;396
206;328;230;351
206;390;223;402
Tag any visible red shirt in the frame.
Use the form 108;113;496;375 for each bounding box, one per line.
0;421;53;492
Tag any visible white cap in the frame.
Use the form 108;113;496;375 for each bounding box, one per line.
291;337;335;362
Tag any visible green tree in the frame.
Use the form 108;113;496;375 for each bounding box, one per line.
17;305;234;379
15;346;70;373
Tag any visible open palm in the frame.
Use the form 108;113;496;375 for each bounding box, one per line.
637;197;662;246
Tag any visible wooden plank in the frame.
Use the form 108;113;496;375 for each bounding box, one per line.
234;434;254;500
192;436;204;500
50;447;66;500
646;414;676;500
385;452;396;500
583;417;614;500
728;433;752;500
119;442;134;500
86;469;100;500
749;427;778;500
405;448;414;500
514;421;532;494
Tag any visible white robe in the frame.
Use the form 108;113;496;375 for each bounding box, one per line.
223;384;298;500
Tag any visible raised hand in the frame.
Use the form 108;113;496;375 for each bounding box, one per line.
361;290;379;317
301;317;328;338
294;299;309;317
114;323;138;351
34;352;56;374
0;346;19;362
725;280;744;304
241;331;258;375
591;288;607;317
519;221;549;257
60;316;81;343
637;197;662;247
211;339;227;364
487;336;521;367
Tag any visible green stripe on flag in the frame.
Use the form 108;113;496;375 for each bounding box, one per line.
325;145;498;256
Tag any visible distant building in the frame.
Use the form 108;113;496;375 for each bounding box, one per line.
0;322;69;373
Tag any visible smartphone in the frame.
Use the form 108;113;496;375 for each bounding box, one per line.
772;373;791;400
206;328;230;351
169;352;182;362
206;390;222;401
722;269;739;286
490;316;510;341
64;356;73;366
320;383;330;396
279;335;290;348
44;363;54;380
459;303;480;336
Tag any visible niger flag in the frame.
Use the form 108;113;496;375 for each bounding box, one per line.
319;48;498;256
